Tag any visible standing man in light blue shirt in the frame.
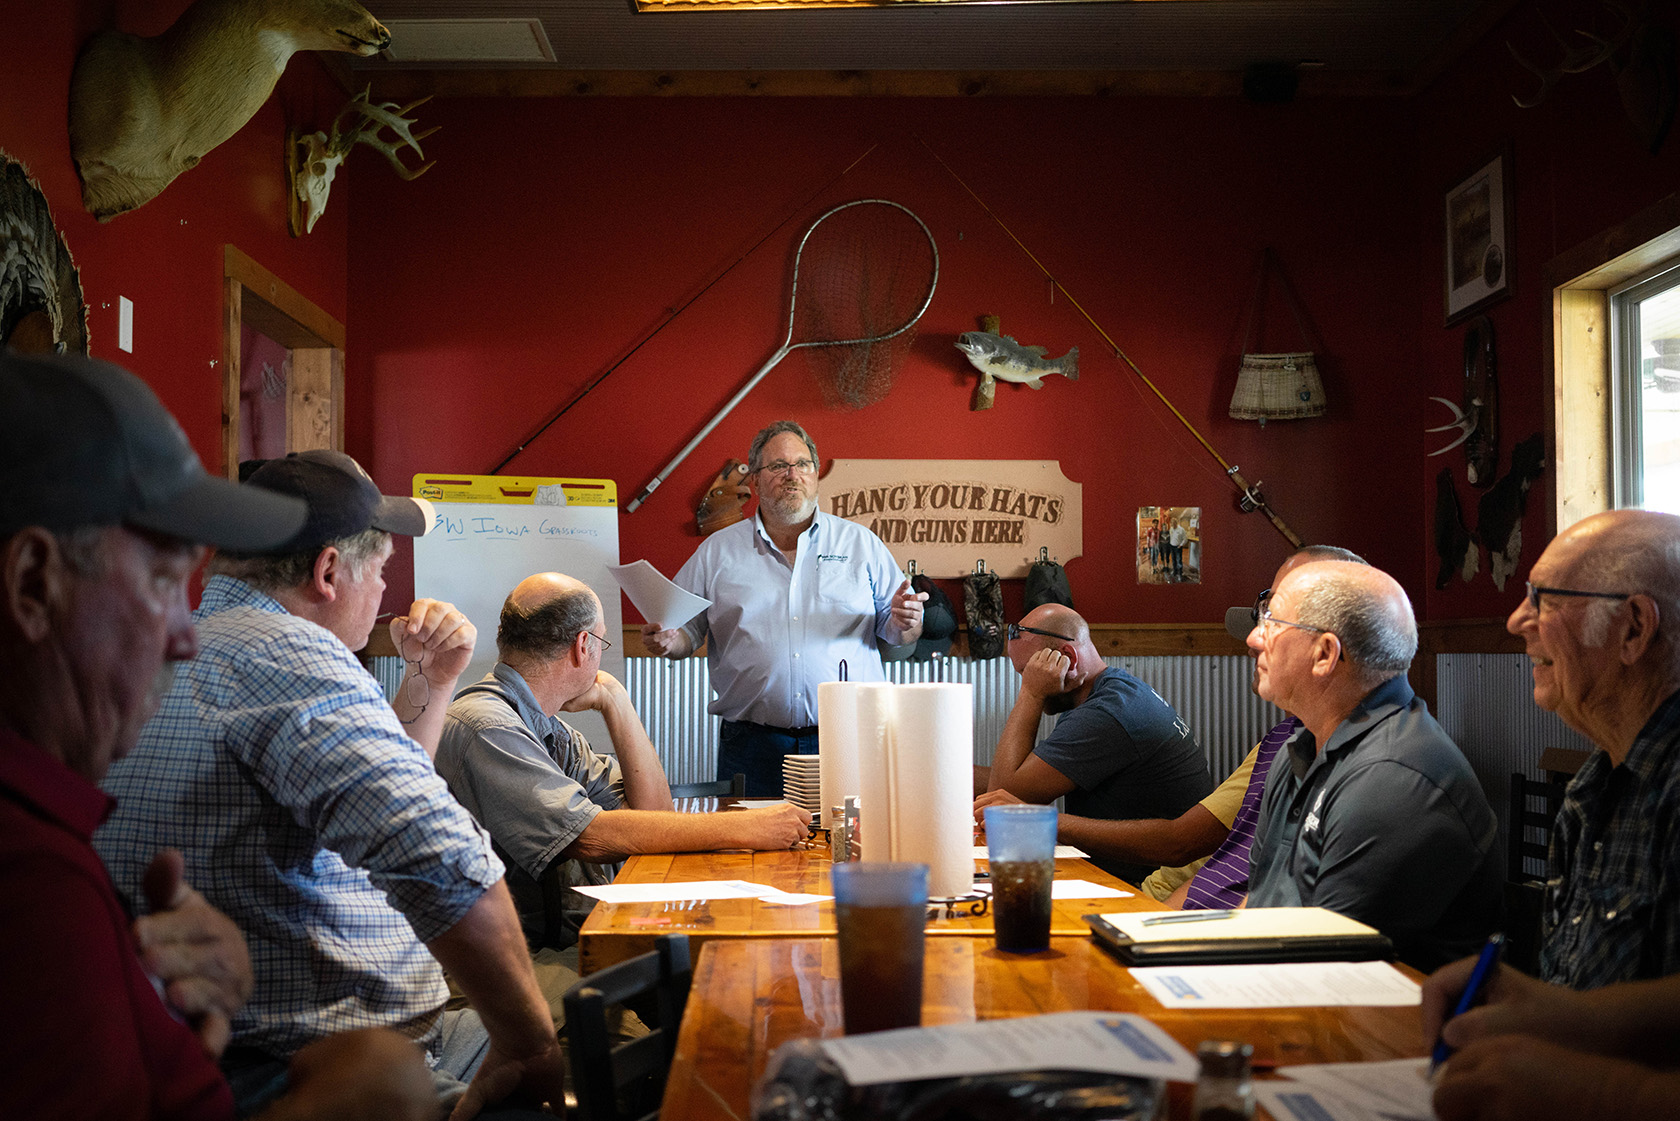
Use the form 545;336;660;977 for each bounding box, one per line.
641;421;927;795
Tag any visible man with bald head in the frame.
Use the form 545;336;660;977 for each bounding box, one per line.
1246;560;1499;970
1506;509;1680;989
438;573;811;957
983;603;1213;885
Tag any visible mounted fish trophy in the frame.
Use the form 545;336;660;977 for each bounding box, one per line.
289;88;437;236
69;0;391;220
955;314;1079;411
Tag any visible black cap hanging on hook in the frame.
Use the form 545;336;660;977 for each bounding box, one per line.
1024;545;1073;610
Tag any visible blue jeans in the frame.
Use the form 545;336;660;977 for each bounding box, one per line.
717;719;819;797
221;1009;550;1118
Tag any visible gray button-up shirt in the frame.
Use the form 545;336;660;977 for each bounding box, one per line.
437;663;625;949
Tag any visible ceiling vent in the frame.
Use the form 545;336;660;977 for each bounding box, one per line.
380;19;556;63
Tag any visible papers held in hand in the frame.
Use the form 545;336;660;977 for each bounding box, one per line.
1084;906;1392;966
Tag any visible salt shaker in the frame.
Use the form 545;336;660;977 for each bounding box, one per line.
1192;1040;1254;1121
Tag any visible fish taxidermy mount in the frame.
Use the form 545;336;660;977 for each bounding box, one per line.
955;314;1079;410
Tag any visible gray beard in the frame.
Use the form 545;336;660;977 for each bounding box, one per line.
762;491;818;526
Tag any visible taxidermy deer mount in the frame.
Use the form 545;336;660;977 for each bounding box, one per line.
68;0;392;221
1508;0;1678;154
289;88;437;236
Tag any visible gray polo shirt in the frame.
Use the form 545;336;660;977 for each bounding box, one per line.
1247;675;1501;971
436;663;625;948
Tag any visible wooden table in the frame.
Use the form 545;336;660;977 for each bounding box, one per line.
661;937;1428;1121
577;844;1167;974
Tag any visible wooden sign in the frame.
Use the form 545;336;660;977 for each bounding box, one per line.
821;459;1082;579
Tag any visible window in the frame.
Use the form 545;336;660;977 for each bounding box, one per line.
1549;194;1680;534
1611;259;1680;512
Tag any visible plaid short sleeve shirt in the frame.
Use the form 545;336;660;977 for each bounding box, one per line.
95;577;504;1059
1542;690;1680;989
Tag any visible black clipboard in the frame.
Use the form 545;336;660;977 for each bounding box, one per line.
1084;912;1393;967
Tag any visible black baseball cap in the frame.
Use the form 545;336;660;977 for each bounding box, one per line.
0;351;307;550
245;449;433;553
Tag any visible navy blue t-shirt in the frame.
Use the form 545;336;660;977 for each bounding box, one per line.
1032;667;1214;884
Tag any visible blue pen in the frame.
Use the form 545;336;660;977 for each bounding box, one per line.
1431;932;1505;1072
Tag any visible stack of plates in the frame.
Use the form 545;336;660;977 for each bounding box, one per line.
781;754;822;816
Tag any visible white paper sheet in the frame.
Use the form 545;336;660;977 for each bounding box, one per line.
1128;960;1423;1009
819;1011;1200;1087
972;878;1132;900
731;798;792;809
607;559;711;630
1276;1058;1433;1120
756;890;832;906
1255;1081;1392;1121
972;845;1089;859
573;879;771;903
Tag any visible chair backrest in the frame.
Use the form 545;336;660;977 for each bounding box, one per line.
1507;771;1566;883
669;773;745;799
563;933;692;1121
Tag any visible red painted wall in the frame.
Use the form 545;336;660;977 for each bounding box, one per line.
349;96;1424;624
1413;3;1680;622
13;1;1676;629
0;0;350;478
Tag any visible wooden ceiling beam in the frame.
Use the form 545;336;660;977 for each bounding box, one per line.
347;66;1417;99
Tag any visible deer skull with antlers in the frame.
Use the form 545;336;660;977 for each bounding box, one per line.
289;88;438;236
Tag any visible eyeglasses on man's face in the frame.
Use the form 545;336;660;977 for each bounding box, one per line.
1006;622;1075;643
756;458;816;478
1258;607;1329;639
583;629;613;652
1524;581;1631;614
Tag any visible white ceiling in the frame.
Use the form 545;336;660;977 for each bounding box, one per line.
347;0;1512;94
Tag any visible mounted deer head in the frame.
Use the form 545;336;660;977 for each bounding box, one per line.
69;0;391;220
289;88;437;235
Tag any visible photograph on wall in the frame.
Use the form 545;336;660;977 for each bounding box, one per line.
1137;506;1201;585
1444;149;1512;325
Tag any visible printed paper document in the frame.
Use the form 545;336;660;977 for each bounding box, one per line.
608;559;710;630
1128;960;1422;1008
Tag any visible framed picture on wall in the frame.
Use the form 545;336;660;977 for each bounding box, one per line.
1444;149;1513;325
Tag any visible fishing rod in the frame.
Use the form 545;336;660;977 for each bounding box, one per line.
921;139;1304;549
489;144;880;477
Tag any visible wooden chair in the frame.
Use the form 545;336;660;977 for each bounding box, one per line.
669;773;745;799
563;933;692;1121
1507;772;1566;883
1504;772;1566;974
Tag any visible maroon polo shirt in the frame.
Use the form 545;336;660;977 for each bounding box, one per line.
0;728;234;1120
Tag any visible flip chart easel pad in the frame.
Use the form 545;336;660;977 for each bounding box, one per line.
412;480;620;749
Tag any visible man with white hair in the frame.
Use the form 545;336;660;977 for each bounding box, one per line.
1506;509;1680;989
1246;560;1500;970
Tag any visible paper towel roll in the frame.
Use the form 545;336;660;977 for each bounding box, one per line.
818;681;862;830
854;683;896;865
852;683;974;899
887;683;975;899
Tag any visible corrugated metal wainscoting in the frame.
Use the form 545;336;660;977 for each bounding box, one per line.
620;654;1285;788
1434;653;1595;879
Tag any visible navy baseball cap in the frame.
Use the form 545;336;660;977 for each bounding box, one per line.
0;351;306;550
245;449;433;553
